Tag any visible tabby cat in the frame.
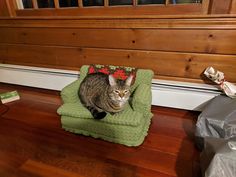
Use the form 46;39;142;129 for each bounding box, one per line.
79;73;133;119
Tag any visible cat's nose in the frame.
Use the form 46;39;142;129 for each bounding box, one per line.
119;93;124;98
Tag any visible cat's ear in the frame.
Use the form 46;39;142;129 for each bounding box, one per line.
125;75;133;86
108;75;117;86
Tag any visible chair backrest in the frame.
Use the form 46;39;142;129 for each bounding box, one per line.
79;65;154;91
132;69;154;89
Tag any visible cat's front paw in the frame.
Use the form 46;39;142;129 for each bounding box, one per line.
94;112;107;119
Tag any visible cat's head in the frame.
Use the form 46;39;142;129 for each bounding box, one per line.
108;75;133;103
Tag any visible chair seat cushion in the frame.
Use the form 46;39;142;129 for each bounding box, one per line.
57;102;143;126
60;111;153;147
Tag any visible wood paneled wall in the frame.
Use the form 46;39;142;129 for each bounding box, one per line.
0;16;236;83
0;1;10;16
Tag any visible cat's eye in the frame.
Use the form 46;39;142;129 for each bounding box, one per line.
114;90;120;94
123;90;129;94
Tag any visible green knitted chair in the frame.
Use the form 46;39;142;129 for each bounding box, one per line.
57;65;154;146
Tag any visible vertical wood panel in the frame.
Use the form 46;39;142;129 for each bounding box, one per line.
5;0;17;17
133;0;138;6
209;0;232;14
54;0;60;8
201;0;210;14
78;0;83;7
32;0;38;9
230;0;236;14
165;0;169;6
0;0;10;16
104;0;109;7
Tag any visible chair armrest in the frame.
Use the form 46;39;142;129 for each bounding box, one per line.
131;84;152;113
61;79;82;103
61;65;89;103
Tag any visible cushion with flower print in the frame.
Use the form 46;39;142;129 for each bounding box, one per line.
88;64;137;85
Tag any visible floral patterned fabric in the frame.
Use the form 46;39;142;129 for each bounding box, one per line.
88;64;137;84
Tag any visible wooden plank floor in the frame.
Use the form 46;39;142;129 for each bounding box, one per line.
0;83;201;177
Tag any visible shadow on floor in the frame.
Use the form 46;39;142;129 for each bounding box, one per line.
175;111;202;177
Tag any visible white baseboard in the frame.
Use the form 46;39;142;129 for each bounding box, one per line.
0;64;79;90
151;82;220;111
0;64;222;111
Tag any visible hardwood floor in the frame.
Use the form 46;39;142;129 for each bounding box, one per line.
0;83;201;177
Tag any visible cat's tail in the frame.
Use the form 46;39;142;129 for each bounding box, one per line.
87;107;107;119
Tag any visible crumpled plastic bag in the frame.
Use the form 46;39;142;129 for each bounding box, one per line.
195;95;236;150
200;137;236;177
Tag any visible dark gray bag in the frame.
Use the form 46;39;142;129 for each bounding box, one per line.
200;137;236;177
195;95;236;150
